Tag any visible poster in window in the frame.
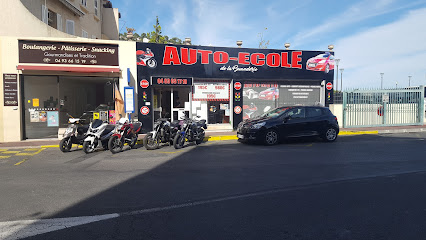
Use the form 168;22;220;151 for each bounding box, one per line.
109;110;116;124
242;83;278;120
47;111;59;127
30;110;40;122
39;111;47;122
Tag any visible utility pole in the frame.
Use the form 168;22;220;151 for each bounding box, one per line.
340;68;344;91
408;75;412;87
380;73;384;89
335;59;340;92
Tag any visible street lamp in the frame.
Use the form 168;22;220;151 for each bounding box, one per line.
335;59;340;92
340;68;344;91
408;75;412;87
284;43;290;49
396;81;398;88
380;73;384;89
236;40;243;48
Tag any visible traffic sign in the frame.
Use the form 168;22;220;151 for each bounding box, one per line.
140;106;150;115
234;106;242;114
234;82;242;91
326;82;333;90
140;79;149;88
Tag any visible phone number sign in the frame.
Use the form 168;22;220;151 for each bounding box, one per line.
193;83;230;101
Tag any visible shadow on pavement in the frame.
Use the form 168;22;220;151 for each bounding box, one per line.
8;133;426;239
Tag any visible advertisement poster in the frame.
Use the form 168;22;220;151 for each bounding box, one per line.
109;110;116;124
30;110;40;122
39;111;47;122
124;87;134;113
100;111;108;122
242;83;279;120
3;74;18;106
93;112;100;120
47;111;58;127
193;83;230;101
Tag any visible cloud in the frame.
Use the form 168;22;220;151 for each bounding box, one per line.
291;0;425;48
334;8;426;89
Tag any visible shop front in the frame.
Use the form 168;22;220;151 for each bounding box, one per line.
17;40;120;139
136;43;335;131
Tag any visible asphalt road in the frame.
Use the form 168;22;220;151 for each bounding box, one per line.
1;133;426;239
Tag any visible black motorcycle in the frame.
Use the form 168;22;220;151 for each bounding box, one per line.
59;117;89;152
173;117;207;149
144;118;182;150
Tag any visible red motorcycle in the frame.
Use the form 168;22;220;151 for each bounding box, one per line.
136;48;157;68
108;118;142;154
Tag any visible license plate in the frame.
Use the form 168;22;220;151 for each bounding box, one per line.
237;134;244;139
308;63;316;67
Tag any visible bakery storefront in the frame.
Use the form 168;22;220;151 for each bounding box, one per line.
137;43;335;131
18;40;120;139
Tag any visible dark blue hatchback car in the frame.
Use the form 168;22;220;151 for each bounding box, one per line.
237;106;339;145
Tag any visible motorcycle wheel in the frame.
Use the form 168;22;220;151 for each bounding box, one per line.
143;133;159;150
195;130;205;145
82;141;96;154
173;133;185;149
108;135;123;154
59;137;72;152
129;134;138;149
147;59;157;68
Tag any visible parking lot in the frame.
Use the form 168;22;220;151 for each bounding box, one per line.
2;133;426;239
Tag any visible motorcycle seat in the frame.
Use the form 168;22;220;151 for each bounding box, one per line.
104;124;115;133
77;125;89;134
132;122;142;131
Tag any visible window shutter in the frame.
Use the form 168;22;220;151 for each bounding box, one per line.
41;5;48;24
66;20;75;35
57;14;62;31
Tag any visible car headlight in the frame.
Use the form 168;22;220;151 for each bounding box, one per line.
250;122;266;129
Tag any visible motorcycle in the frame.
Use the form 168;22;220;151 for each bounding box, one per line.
82;119;115;154
108;118;142;154
59;117;89;152
143;118;182;150
136;48;157;68
173;116;207;149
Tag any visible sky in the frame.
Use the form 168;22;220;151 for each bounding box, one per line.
115;0;426;89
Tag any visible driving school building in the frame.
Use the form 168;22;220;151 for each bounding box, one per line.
137;43;335;131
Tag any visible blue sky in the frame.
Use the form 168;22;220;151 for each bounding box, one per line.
115;0;426;89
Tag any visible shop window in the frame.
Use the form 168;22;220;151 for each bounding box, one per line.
242;83;278;120
278;84;321;106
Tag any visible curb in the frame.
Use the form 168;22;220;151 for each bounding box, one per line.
1;129;421;149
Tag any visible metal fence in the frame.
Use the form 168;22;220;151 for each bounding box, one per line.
342;87;425;128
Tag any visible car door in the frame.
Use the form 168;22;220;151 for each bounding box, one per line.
277;107;308;137
305;107;325;136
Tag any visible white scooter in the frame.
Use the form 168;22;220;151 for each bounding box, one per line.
82;119;115;154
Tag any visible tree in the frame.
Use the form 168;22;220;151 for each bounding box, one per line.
258;28;270;49
120;16;183;44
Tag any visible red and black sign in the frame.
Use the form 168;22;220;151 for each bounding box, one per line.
19;40;119;66
152;77;193;86
234;82;242;90
3;74;18;106
326;82;333;90
140;79;149;88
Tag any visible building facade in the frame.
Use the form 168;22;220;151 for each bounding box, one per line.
1;0;119;40
136;43;335;132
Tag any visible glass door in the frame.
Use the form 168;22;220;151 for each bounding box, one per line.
23;75;59;139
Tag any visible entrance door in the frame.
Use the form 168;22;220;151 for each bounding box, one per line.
22;76;59;139
153;87;190;122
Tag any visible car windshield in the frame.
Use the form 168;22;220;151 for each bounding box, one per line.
259;107;288;118
317;54;329;58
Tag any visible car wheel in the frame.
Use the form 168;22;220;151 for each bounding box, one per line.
325;64;330;73
323;127;338;142
263;129;279;146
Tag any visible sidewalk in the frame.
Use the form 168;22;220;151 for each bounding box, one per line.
1;125;425;148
